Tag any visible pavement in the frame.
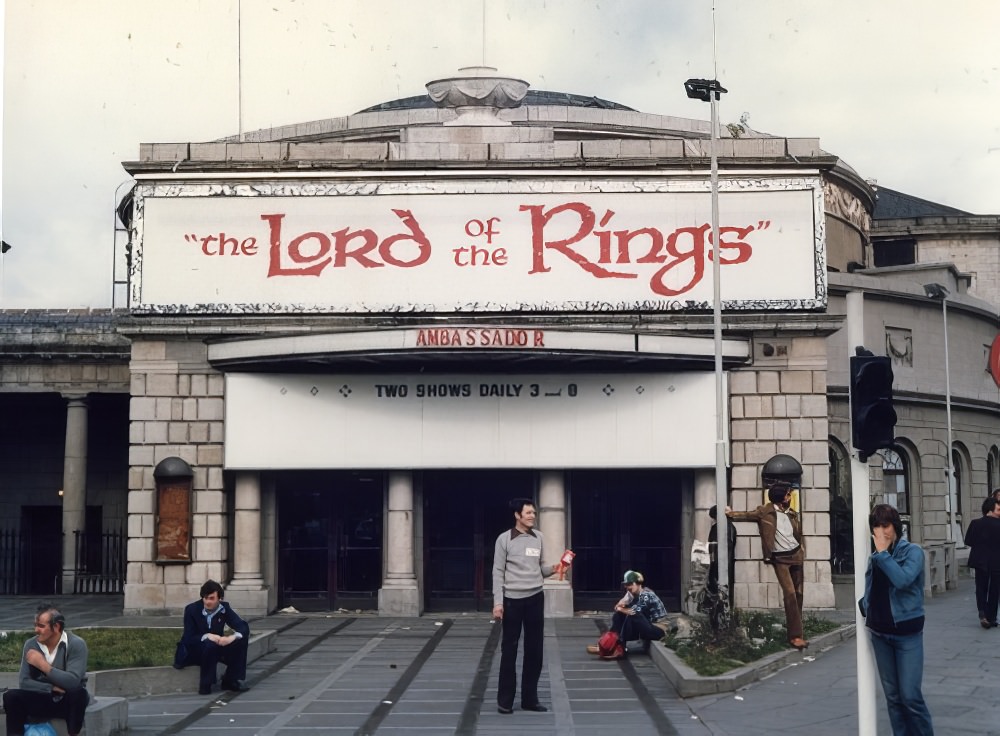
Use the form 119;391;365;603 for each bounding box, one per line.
0;576;998;735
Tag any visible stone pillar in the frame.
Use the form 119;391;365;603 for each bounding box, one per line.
225;471;268;615
61;395;88;594
538;470;573;618
693;469;716;544
379;471;420;615
690;469;717;614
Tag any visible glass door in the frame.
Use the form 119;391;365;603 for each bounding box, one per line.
277;471;383;611
423;470;530;612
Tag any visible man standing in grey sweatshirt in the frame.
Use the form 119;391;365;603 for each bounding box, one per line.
492;497;563;715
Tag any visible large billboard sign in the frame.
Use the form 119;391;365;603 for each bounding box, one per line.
128;174;825;314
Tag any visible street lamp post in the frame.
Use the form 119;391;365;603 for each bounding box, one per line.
924;282;955;540
685;77;729;607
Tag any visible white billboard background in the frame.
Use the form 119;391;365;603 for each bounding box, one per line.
132;175;824;313
224;371;727;469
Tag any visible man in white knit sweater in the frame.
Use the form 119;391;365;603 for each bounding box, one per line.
492;497;563;715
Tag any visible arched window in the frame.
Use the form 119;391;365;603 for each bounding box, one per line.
829;442;852;573
952;448;963;522
989;446;1000;494
882;448;910;538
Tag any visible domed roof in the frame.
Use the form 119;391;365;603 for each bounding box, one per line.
358;89;635;114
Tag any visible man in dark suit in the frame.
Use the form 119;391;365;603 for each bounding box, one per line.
174;580;251;694
964;496;1000;628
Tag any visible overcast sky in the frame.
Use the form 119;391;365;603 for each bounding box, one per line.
2;0;998;309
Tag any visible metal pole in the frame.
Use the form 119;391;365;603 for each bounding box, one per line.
847;290;878;734
710;90;728;598
943;296;955;539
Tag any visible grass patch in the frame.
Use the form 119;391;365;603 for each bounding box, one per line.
0;628;180;672
664;611;841;677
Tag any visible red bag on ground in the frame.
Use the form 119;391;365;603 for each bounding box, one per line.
597;630;625;659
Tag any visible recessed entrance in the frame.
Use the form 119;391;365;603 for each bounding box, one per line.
277;471;383;611
569;470;683;610
422;470;529;612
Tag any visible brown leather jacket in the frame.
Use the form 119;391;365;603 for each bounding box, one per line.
728;503;803;564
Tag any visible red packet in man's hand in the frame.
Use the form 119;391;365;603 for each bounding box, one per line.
558;549;575;580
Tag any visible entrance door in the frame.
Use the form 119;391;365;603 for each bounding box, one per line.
423;470;528;612
21;506;62;595
569;470;683;610
277;471;383;611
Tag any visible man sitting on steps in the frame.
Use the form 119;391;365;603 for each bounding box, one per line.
2;604;90;736
587;570;669;658
173;579;251;695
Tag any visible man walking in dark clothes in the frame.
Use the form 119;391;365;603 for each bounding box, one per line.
174;579;251;695
492;498;564;715
964;496;1000;627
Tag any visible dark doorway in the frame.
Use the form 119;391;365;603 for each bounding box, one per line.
423;470;529;612
277;471;383;611
22;506;62;595
569;470;683;610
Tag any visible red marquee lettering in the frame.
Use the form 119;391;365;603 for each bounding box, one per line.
521;202;635;279
264;208;431;277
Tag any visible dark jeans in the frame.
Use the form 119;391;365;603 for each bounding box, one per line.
972;566;1000;623
869;629;934;736
610;610;665;643
497;592;544;709
178;636;249;690
771;554;804;641
2;687;90;735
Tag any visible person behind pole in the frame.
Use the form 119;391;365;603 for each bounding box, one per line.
2;604;90;736
725;480;808;650
586;570;668;658
707;505;737;609
963;496;1000;628
859;503;934;736
173;579;251;695
492;497;563;715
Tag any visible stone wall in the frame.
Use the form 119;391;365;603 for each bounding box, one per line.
124;338;229;613
726;334;834;609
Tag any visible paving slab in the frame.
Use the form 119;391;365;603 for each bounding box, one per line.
2;576;998;734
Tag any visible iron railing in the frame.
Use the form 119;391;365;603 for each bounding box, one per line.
73;529;126;594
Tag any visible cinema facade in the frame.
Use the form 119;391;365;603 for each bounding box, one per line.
4;70;997;616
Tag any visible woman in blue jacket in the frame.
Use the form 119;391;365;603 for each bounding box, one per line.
860;504;934;735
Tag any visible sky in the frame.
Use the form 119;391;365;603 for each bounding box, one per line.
1;0;998;309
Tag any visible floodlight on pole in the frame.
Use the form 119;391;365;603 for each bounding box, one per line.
684;74;729;611
924;282;955;540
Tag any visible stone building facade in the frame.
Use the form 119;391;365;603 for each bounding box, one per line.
2;70;998;619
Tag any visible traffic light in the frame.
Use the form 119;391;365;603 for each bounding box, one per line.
850;353;897;462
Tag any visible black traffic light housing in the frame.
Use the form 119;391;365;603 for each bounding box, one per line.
850;349;897;462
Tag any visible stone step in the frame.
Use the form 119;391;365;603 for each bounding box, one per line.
0;629;275;698
0;695;127;736
88;629;276;697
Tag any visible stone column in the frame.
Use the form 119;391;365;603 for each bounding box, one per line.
690;469;717;614
225;471;268;615
379;471;420;616
61;395;88;595
538;470;573;618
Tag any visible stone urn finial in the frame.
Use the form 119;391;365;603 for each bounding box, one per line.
425;66;529;126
